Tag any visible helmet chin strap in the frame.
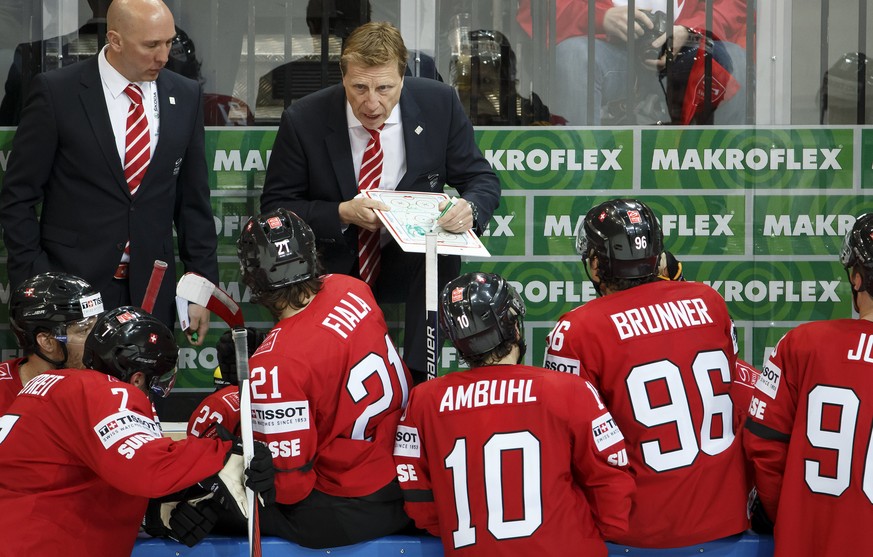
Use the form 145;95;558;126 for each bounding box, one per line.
583;259;605;298
34;340;69;369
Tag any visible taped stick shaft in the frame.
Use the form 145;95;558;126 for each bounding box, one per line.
141;260;168;314
232;328;260;556
425;233;439;381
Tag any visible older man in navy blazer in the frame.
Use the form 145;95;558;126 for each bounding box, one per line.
0;0;215;342
260;21;501;383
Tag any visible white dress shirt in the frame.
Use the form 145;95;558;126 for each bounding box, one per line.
97;45;159;167
346;101;406;191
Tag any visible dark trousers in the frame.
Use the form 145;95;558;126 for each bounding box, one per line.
374;241;460;383
260;480;411;549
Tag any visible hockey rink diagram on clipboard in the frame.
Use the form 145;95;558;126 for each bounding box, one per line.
361;190;491;257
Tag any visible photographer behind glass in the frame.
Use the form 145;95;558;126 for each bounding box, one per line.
516;0;748;126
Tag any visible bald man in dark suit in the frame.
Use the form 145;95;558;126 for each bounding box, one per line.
260;22;501;383
0;0;215;342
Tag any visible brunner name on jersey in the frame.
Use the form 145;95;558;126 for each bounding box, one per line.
611;297;713;340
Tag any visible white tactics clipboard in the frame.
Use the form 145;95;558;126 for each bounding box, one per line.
361;190;490;257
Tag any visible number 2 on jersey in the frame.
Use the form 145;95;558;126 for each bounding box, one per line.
347;334;409;441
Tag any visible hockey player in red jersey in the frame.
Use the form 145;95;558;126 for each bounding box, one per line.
1;272;104;414
395;271;635;556
237;208;412;548
744;213;873;556
0;306;274;557
188;328;267;438
544;199;748;548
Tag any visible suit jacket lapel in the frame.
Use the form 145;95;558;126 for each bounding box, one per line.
325;85;358;200
149;72;174;181
396;88;425;191
79;57;129;195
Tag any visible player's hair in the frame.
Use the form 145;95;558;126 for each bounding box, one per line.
463;337;516;368
256;274;324;321
341;21;408;77
594;267;659;293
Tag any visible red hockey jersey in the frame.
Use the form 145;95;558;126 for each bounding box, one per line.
0;369;232;557
188;385;242;438
744;319;873;557
247;274;411;505
544;280;748;547
394;364;634;556
0;357;25;415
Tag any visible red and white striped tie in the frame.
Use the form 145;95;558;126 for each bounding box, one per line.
123;84;150;194
357;125;383;286
115;84;151;279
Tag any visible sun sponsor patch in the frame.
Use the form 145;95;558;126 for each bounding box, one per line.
393;425;421;458
251;401;310;434
755;360;782;399
94;410;161;449
591;411;624;452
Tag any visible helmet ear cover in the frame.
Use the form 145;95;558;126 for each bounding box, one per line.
439;272;526;362
237;208;317;299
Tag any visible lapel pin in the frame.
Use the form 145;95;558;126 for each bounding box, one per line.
415;125;423;135
169;96;176;105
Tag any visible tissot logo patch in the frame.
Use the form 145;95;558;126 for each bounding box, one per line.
393;425;421;458
251;401;310;434
94;411;161;449
755;360;782;399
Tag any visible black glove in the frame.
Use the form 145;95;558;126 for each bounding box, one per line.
747;487;775;535
208;423;276;515
214;328;268;388
143;494;220;547
246;439;276;506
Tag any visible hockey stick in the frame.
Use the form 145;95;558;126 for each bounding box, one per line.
232;327;261;556
175;272;244;328
141;260;168;314
425;232;439;381
176;273;259;556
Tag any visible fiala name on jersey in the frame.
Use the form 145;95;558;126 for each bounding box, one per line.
321;292;372;339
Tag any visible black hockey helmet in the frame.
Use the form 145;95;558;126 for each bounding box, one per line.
9;272;104;354
439;272;526;362
577;198;664;281
238;208;317;300
83;306;178;398
840;213;873;294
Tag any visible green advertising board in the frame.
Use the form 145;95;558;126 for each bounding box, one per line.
0;126;870;390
